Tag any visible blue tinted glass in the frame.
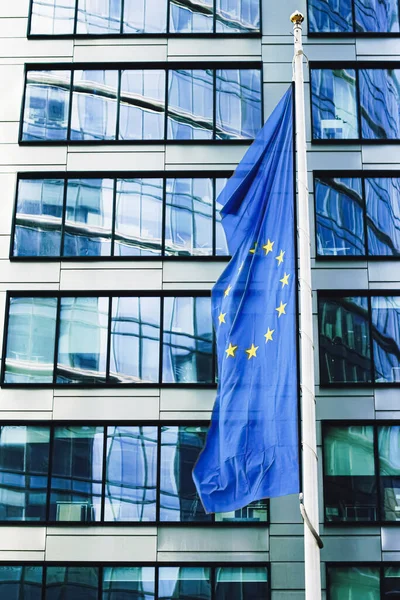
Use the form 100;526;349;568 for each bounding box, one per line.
162;296;213;383
215;69;261;139
366;178;400;256
76;0;122;33
315;177;365;256
30;0;75;34
22;70;71;141
0;566;43;599
110;297;160;384
114;179;163;256
104;427;158;521
119;70;165;140
378;426;400;522
63;178;113;256
123;0;167;32
70;70;118;140
169;0;213;33
103;567;155;600
328;566;380;599
216;0;260;32
49;427;104;522
215;178;229;256
355;0;400;32
383;566;400;598
56;297;109;384
46;566;99;600
167;70;213;140
165;178;213;256
0;426;50;522
4;296;57;384
159;567;211;600
308;0;352;33
14;178;64;257
372;296;400;384
360;69;400;139
311;68;359;140
215;567;268;599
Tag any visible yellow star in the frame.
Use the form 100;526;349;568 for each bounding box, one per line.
224;285;232;297
218;312;226;325
262;239;274;255
276;250;285;265
276;301;287;317
280;273;290;288
225;343;238;358
249;242;257;254
245;343;258;360
264;328;274;343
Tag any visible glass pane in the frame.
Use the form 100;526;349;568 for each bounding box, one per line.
70;70;118;140
355;0;400;32
114;178;163;256
328;566;380;600
159;567;211;600
372;296;400;383
4;296;57;384
167;70;213;140
103;567;155;600
215;178;229;256
215;498;268;522
30;0;75;34
216;0;260;33
360;69;400;140
160;425;212;522
215;567;268;600
0;565;43;599
169;0;213;33
319;296;372;384
104;426;157;522
49;426;104;522
0;426;50;522
216;69;261;139
379;426;400;522
308;0;352;33
162;296;213;383
56;297;109;384
46;566;99;600
63;178;113;257
315;176;365;257
366;178;400;256
324;425;377;522
119;70;165;140
22;70;71;141
13;178;64;257
110;297;160;384
383;566;400;598
311;68;359;140
165;178;213;256
76;0;122;34
123;0;167;32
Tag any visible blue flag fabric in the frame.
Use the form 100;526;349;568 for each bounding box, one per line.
193;87;299;514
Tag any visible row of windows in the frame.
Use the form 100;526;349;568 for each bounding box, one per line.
328;565;400;598
12;175;229;259
29;0;260;36
0;423;267;524
20;65;262;143
308;0;400;35
0;564;269;599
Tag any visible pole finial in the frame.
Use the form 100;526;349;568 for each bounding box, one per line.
290;10;304;24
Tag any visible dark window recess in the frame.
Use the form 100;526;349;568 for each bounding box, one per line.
327;564;400;598
308;0;400;34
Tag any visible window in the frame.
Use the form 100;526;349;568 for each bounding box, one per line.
0;565;43;599
0;423;268;524
327;565;400;598
323;423;400;523
12;175;228;258
46;566;99;600
20;65;262;143
308;0;400;34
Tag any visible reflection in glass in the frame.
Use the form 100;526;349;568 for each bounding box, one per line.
372;296;400;383
355;0;400;33
308;0;352;33
119;70;165;140
46;566;99;600
49;427;104;522
109;297;160;383
159;567;211;600
167;70;213;140
311;69;358;140
13;178;64;257
123;0;167;33
22;70;71;141
215;567;268;599
315;177;365;256
366;178;400;256
56;297;109;384
379;426;400;522
319;296;372;384
104;427;158;521
216;0;260;32
4;296;57;384
383;566;400;598
63;178;113;256
70;70;118;140
216;69;261;139
76;0;122;34
360;69;400;140
165;178;213;256
30;0;75;34
214;498;268;522
103;567;156;600
324;425;377;522
328;566;380;600
162;296;213;383
114;179;163;256
0;565;43;599
169;0;213;33
215;178;229;256
0;426;50;522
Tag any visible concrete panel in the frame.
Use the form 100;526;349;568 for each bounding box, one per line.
1;0;30;17
67;150;164;171
162;281;214;290
0;411;52;419
74;44;167;62
61;261;162;270
316;395;375;420
362;146;400;164
0;18;28;37
60;268;162;290
269;536;304;562
312;267;368;289
308;150;362;171
271;562;305;590
262;0;306;35
157;551;268;562
163;261;226;283
269;493;302;524
160;410;212;420
263;63;293;84
160;388;215;412
382;527;400;551
0;145;67;167
306;44;356;61
321;535;381;562
0;173;16;235
383;552;400;561
0;65;24;121
158;527;268;552
0;388;53;412
165;144;247;166
0;121;20;144
54;388;158;397
368;261;400;282
53;395;159;420
271;593;307;600
262;43;293;63
0;38;73;58
0;551;45;560
46;534;157;562
0;260;60;283
0;527;45;550
356;38;400;56
376;411;400;420
168;38;261;58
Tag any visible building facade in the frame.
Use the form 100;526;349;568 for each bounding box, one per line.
0;0;399;597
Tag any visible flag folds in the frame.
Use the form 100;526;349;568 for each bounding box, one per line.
193;87;299;514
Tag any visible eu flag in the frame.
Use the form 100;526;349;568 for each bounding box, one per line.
193;87;299;514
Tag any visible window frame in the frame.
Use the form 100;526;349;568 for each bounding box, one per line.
0;421;269;527
326;562;400;599
18;62;263;145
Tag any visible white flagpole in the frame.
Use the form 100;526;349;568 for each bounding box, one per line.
290;10;322;600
